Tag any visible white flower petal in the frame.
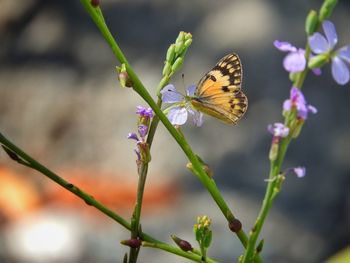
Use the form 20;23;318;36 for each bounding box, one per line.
323;20;338;49
309;33;330;54
160;84;184;103
167;106;188;125
332;56;350;85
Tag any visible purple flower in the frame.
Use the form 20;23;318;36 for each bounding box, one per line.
274;40;306;72
127;132;139;141
309;20;350;85
283;87;317;120
161;84;203;127
292;166;306;178
267;123;289;138
136;106;154;118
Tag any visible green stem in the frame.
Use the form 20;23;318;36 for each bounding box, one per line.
0;132;218;262
241;137;291;263
294;45;311;89
142;242;217;263
80;1;261;262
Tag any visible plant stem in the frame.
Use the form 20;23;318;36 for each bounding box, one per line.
0;132;217;262
241;137;291;263
142;242;217;263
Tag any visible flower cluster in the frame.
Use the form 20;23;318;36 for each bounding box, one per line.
127;106;154;163
283;87;317;120
160;84;203;127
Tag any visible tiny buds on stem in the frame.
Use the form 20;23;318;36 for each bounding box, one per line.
319;0;338;21
290;119;304;138
269;139;279;162
162;61;172;77
228;218;242;233
116;64;133;88
171;235;193;252
256;239;265;253
120;238;142;248
305;10;319;36
171;57;184;72
166;44;176;63
138;142;151;163
90;0;99;7
308;54;329;69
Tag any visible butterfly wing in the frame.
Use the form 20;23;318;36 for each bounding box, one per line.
191;53;248;124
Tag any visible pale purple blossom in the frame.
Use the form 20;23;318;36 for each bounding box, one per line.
283;87;317;120
309;20;350;85
274;40;306;72
267;123;289;138
293;166;306;178
161;84;203;127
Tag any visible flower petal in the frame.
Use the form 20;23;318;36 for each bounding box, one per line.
283;50;306;72
186;84;197;97
309;33;330;54
332;56;350;85
312;68;322;76
127;132;139;141
167;106;188;125
337;45;350;63
283;100;291;111
188;107;204;127
308;105;318;114
293;167;306;178
323;20;338;49
161;84;184;103
274;40;297;52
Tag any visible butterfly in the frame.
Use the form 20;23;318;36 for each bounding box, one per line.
190;53;248;124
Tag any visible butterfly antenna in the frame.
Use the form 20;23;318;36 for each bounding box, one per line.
181;73;186;93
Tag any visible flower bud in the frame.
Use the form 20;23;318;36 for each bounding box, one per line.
171;235;193;252
308;54;329;69
90;0;99;7
290;119;304;138
117;64;133;88
305;10;319;35
184;38;193;49
171;57;184;72
162;61;172;76
256;239;264;253
319;0;338;21
228;218;242;233
166;44;176;63
138;142;151;163
120;238;142;248
269;141;279;161
175;31;185;45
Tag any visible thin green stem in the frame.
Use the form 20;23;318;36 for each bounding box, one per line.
242;137;291;263
0;132;218;262
142;242;217;263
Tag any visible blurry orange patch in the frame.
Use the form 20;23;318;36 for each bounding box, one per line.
46;169;180;216
0;166;40;220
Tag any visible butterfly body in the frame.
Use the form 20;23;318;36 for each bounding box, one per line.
190;53;248;124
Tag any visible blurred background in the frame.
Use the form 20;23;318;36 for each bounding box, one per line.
1;0;350;262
